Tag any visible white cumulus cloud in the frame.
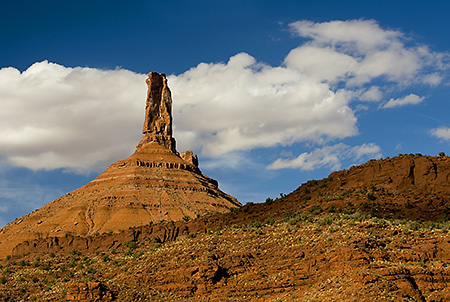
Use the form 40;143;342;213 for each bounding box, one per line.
0;61;146;172
267;143;382;171
288;19;446;86
169;52;357;157
359;86;383;102
382;94;425;108
289;19;400;53
431;127;450;140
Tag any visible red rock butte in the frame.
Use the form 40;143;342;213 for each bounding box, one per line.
0;72;241;259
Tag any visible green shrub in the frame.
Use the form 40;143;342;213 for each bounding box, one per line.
264;217;275;226
367;192;376;201
407;221;421;231
32;258;40;267
319;216;334;226
308;205;323;215
86;267;96;275
133;251;144;259
230;207;240;215
265;197;274;204
361;202;370;209
125;241;138;250
283;210;296;220
327;204;337;213
188;232;198;239
255;229;263;235
283;210;313;224
247;220;263;228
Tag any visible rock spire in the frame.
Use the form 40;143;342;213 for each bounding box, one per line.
0;71;240;259
137;72;176;153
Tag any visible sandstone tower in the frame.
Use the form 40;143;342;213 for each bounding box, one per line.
138;72;176;152
0;72;240;259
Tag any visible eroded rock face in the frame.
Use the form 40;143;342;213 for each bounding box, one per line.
181;150;199;167
138;72;176;153
0;72;240;259
65;281;115;301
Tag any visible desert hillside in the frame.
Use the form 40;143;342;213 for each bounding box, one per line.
283;153;450;221
1;154;450;301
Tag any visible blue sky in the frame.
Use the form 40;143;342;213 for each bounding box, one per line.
1;0;450;227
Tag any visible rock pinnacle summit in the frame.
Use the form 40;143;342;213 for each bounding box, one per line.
138;72;176;153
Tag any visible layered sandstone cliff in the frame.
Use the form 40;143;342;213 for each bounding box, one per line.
0;72;240;259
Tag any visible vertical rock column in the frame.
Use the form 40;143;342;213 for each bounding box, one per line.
137;72;177;153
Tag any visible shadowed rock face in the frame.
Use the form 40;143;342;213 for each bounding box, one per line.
0;72;240;259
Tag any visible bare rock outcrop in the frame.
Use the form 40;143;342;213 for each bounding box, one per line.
65;281;116;301
181;150;199;167
137;72;176;153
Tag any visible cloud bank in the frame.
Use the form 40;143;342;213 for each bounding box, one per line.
0;62;146;172
0;19;447;173
169;53;357;157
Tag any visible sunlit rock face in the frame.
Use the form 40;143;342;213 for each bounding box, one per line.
138;72;176;153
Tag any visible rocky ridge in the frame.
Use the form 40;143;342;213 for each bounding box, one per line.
285;154;450;221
